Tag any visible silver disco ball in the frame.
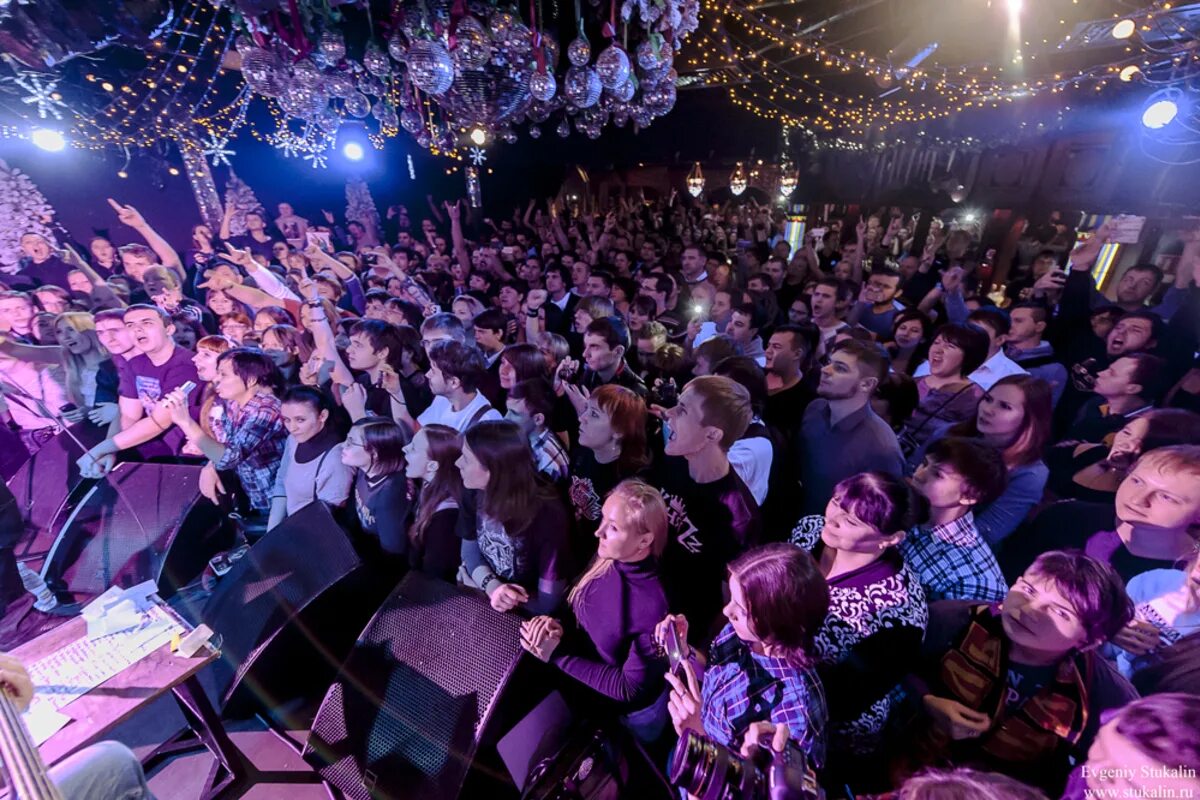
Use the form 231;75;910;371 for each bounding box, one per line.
343;91;371;118
451;16;493;72
567;37;591;67
406;40;455;95
363;42;392;76
564;66;601;108
529;70;557;102
318;30;346;63
439;60;534;127
596;45;630;90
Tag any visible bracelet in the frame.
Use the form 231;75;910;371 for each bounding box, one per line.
480;573;500;594
526;308;540;317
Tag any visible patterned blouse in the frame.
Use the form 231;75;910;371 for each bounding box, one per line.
791;516;929;755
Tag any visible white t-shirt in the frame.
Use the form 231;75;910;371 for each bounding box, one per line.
1113;568;1200;678
728;435;772;506
416;392;502;432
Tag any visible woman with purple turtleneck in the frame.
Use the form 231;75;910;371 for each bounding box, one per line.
520;479;671;743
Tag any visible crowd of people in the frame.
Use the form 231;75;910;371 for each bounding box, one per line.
0;189;1198;800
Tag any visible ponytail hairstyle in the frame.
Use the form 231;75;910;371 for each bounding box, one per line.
728;543;830;668
568;479;668;610
410;424;464;548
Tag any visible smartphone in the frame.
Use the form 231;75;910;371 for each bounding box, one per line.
664;621;685;678
179;380;197;397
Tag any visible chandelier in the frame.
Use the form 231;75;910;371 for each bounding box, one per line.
729;162;747;196
232;0;700;155
778;164;798;199
686;162;705;197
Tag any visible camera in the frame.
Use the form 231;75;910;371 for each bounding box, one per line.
669;730;820;800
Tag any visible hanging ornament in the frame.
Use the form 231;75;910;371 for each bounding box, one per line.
501;129;518;143
729;162;748;196
327;72;355;98
451;16;492;72
595;45;630;90
567;38;591;67
541;35;560;69
316;108;342;134
273;131;302;158
239;48;276;90
291;59;324;90
400;108;422;133
612;74;636;102
489;11;516;41
343;92;371;118
318;30;346;63
500;21;533;56
529;70;557;103
416;130;432;148
686;162;705;197
200;132;236;167
556;117;571;137
778;167;798;198
468;146;488;166
13;73;67;120
644;80;676;116
465;165;482;208
636;39;665;71
406;40;455;95
388;33;407;62
363;42;392;76
564;66;601;108
303;149;329;169
529;124;541;138
358;74;385;97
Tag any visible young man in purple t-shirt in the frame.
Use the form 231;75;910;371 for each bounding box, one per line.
78;305;200;475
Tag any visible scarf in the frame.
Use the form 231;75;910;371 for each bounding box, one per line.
910;604;1091;775
295;423;341;465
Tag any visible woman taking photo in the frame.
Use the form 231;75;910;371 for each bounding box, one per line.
569;385;651;548
655;543;830;764
790;473;927;776
898;323;988;457
268;385;354;530
341;418;413;564
457;420;572;615
520;480;672;742
403;424;464;581
940;374;1053;546
1046;408;1200;504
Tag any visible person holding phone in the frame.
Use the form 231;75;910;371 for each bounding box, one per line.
520;480;672;743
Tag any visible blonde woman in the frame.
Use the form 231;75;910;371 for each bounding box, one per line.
520;479;671;742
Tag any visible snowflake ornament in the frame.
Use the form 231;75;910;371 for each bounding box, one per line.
303;149;329;169
273;132;301;158
468;146;488;166
13;73;67;120
201;133;235;167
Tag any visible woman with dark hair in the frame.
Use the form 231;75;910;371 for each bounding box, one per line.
656;543;830;762
162;347;287;519
520;480;673;743
569;384;650;551
403;424;464;581
457;420;572;615
930;375;1054;546
898;323;989;456
790;473;927;778
88;236;120;275
268;385;354;529
342;418;413;563
886;309;933;376
498;343;548;391
253;305;295;333
1046;408;1200;504
260;324;310;384
872;372;920;433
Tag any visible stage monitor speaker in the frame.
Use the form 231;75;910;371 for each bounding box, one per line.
7;422;106;556
199;500;364;710
303;571;527;800
40;461;226;600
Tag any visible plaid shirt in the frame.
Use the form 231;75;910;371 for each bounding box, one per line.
898;511;1007;603
215;391;287;512
699;624;827;767
530;428;569;484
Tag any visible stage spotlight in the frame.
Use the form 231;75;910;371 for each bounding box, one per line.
1112;19;1135;39
31;128;66;152
1143;98;1178;129
1119;65;1141;82
1006;0;1022;13
343;141;365;161
469;126;487;146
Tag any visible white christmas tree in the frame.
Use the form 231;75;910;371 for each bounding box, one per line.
345;177;381;246
0;159;58;275
223;171;264;238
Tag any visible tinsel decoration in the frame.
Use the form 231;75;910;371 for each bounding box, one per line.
345;176;381;245
178;136;223;232
223;171;265;237
0;159;58;274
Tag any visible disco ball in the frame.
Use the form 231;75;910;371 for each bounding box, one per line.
388;33;407;62
240;48;278;91
489;11;516;40
541;35;560;68
407;40;455;95
632;106;653;127
501;21;532;56
439;60;535;127
416;129;432;148
596;45;630;90
613;107;630;127
318;30;346;62
358;74;385;97
363;42;392;76
343;91;371;118
316;107;342;133
636;39;665;71
279;83;327;119
530;70;557;102
326;71;355;98
611;74;636;102
400;107;423;133
291;58;324;90
451;16;492;72
564;66;601;108
556;117;571;137
529;124;541;138
501;129;518;143
527;101;554;123
567;37;591;67
380;107;399;128
644;80;676;116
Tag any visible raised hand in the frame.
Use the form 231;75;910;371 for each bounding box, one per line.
107;198;145;228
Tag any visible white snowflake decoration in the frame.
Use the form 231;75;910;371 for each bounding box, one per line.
201;133;235;167
13;73;67;120
273;131;301;158
303;149;328;169
468;146;488;166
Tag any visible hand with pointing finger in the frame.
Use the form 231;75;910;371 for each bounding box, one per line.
107;198;146;229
